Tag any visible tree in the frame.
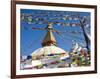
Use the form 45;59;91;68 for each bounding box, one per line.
77;15;90;52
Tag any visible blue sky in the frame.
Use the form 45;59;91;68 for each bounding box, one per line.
20;9;90;56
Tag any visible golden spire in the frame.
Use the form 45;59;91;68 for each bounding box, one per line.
42;23;57;47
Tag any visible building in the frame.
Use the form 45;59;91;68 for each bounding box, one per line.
31;23;70;69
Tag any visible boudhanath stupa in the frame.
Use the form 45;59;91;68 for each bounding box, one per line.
30;23;70;69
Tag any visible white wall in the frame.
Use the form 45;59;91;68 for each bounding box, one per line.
0;0;99;79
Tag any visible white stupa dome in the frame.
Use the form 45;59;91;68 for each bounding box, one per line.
31;45;70;68
31;45;69;57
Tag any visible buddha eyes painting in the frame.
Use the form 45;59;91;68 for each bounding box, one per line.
13;3;96;78
20;9;91;70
